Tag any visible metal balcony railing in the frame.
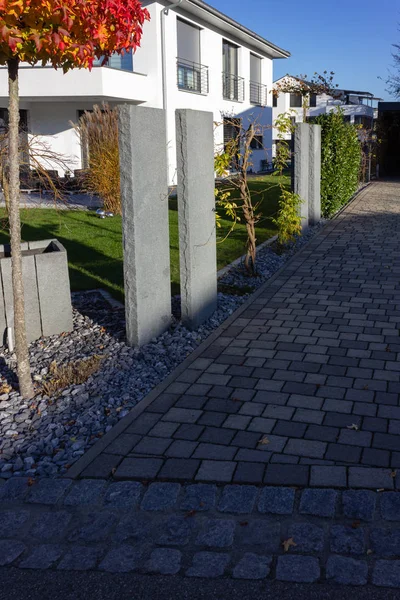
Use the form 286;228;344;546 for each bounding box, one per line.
250;81;268;107
222;72;245;102
177;58;209;95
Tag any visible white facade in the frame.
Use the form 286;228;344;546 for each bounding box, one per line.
0;0;289;184
272;75;378;153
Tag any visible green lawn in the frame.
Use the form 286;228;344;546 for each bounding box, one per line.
0;174;288;301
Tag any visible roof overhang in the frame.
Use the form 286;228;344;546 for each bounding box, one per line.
157;0;290;59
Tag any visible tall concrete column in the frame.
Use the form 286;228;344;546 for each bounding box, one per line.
308;124;322;225
176;109;217;330
293;123;310;231
118;105;171;347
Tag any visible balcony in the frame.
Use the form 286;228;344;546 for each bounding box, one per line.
0;64;149;104
223;73;245;102
177;58;209;95
250;81;268;107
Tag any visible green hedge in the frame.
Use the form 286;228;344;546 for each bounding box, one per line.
314;110;361;217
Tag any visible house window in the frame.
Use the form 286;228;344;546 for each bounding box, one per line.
223;117;241;168
250;54;261;84
177;18;205;93
273;95;277;107
309;93;317;107
223;40;244;101
0;108;28;132
250;134;263;150
290;93;302;108
94;50;133;71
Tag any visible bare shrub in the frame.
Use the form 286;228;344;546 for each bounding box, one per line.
40;355;104;397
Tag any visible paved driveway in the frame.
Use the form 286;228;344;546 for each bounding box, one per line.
71;182;400;488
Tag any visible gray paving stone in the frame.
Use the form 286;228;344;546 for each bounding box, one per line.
370;528;400;556
264;465;309;486
342;490;376;521
145;548;182;575
330;525;365;554
114;513;152;543
99;545;143;573
69;511;117;542
162;408;203;424
180;484;217;511
186;552;230;577
64;480;106;506
0;477;30;503
348;467;394;489
233;553;272;579
237;520;280;551
381;492;400;521
196;460;236;482
0;509;30;537
258;487;295;515
276;555;320;583
158;458;200;480
19;544;63;569
0;540;26;566
284;439;326;458
158;515;197;545
141;482;180;511
338;429;372;447
326;555;368;586
233;462;266;483
196;519;235;547
133;436;172;455
299;489;337;517
310;466;347;487
218;485;258;514
373;560;400;588
103;482;143;508
287;523;324;553
114;457;163;479
27;479;71;505
58;546;103;571
31;511;72;541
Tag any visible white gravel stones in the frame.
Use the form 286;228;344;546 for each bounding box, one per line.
0;226;321;478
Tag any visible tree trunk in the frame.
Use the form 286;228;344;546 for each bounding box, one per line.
7;58;34;399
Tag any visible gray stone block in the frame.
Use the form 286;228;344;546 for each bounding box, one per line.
258;487;295;515
27;479;71;505
288;523;324;553
370;528;400;556
63;480;106;506
141;482;180;511
103;482;143;508
0;509;30;537
238;520;280;551
299;488;337;518
381;492;400;521
276;555;320;583
145;548;182;575
196;519;235;548
118;105;171;347
180;484;217;511
176;109;217;329
293;123;310;231
326;555;368;586
31;511;72;541
218;485;258;514
373;560;400;587
58;546;102;571
158;515;197;546
33;240;73;338
0;539;26;566
19;544;63;570
330;525;365;554
342;490;376;521
99;545;142;573
69;512;117;543
308;124;321;225
233;553;272;579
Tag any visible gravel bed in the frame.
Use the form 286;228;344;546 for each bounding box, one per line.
0;224;323;478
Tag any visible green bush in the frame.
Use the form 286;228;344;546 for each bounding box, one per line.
314;110;361;217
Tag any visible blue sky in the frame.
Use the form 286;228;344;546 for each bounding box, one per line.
212;0;399;101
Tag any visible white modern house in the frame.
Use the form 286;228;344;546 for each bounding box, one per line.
272;75;380;155
0;0;290;184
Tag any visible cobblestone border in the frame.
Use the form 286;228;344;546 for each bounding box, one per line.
66;184;373;481
0;476;400;587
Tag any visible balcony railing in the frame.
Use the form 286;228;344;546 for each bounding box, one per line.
223;72;245;102
177;58;209;95
250;81;268;107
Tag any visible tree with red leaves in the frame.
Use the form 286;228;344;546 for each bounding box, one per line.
0;0;150;398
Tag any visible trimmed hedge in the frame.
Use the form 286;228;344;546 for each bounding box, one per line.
314;110;361;217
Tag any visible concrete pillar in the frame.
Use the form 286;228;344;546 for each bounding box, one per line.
293;123;310;230
176;109;217;330
118;105;171;347
308;125;322;225
293;123;322;230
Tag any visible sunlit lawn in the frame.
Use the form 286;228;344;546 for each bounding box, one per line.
0;174;289;301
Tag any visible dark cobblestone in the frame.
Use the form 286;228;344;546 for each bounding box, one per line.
103;482;143;508
141;483;180;511
276;555;320;583
99;545;143;573
258;487;295;515
326;555;368;586
19;544;63;570
64;480;106;506
233;553;272;579
380;492;400;521
195;519;235;548
0;510;30;537
287;523;324;553
27;480;71;505
0;540;26;566
186;552;230;577
218;485;257;514
299;489;337;517
145;548;182;575
180;484;217;512
342;490;376;521
373;560;400;587
330;525;365;554
58;546;102;571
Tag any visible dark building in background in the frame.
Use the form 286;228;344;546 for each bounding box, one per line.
378;102;400;177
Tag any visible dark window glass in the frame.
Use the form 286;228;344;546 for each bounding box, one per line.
290;93;302;108
309;93;317;107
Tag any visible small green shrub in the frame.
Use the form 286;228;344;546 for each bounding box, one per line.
314;110;361;217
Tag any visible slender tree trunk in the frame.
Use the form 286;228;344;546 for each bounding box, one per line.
7;58;34;399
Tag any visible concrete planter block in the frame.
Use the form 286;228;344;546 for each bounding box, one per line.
0;239;73;345
118;105;171;347
293;123;322;230
176;109;217;330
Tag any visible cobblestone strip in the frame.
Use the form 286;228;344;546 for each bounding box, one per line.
1;477;400;587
